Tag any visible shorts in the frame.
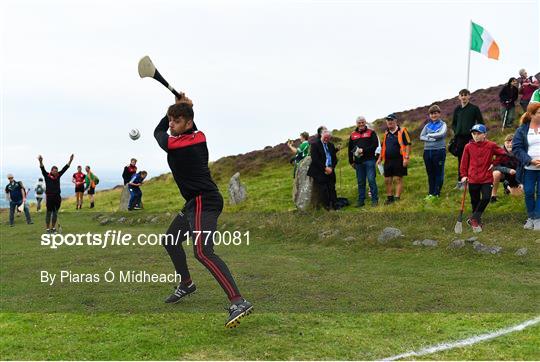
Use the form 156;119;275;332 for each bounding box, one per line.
46;194;62;211
501;173;519;188
87;187;95;195
384;158;408;177
75;184;85;193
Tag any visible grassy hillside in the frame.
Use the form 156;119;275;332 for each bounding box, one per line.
1;86;539;360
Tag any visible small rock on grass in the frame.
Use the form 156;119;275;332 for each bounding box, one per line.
319;230;339;239
515;248;528;256
378;227;402;243
473;241;502;254
412;239;438;247
448;239;465;249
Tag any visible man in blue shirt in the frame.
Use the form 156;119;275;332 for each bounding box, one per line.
5;174;32;226
128;171;147;210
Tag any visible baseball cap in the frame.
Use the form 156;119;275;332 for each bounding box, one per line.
385;113;398;120
470;124;487;133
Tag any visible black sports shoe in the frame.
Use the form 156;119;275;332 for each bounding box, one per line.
225;299;253;328
490;196;497;203
164;282;196;304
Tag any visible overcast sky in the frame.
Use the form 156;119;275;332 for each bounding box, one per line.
1;0;539;178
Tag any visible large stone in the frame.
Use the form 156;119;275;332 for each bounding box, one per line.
378;227;402;243
119;185;130;211
228;172;247;205
292;156;318;211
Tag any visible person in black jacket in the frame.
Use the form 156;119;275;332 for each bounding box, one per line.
452;89;484;188
499;77;519;128
38;154;73;233
122;158;138;185
348;116;379;207
154;94;252;328
307;126;338;210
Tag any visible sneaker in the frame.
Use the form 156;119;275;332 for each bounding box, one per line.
46;228;51;234
534;219;540;231
371;200;378;207
490;196;497;203
356;201;365;208
51;228;57;234
27;221;34;225
384;196;394;205
164;282;196;304
394;196;401;202
524;218;534;230
225;299;253;328
470;219;482;233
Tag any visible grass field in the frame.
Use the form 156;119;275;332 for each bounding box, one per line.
1;122;539;360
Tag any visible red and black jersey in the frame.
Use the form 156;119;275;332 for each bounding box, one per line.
154;116;219;202
73;172;85;185
40;164;69;195
348;127;379;163
122;165;137;185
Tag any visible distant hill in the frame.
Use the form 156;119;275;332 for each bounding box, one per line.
211;84;505;181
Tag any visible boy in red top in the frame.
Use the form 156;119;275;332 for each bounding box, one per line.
460;124;506;232
72;165;86;210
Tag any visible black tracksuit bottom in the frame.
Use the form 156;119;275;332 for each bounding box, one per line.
469;183;492;223
161;191;241;301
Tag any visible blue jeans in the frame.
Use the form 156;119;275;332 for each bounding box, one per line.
128;188;142;209
523;169;540;219
355;159;378;203
423;148;446;196
9;201;32;225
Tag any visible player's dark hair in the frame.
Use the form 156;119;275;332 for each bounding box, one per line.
459;88;470;96
507;77;517;87
168;103;194;122
317;126;326;137
300;132;309;140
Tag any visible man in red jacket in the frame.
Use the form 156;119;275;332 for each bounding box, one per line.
460;124;506;232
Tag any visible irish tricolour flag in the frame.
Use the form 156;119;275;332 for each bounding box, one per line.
470;22;499;60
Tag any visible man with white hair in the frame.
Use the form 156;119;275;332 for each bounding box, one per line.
348;116;379;206
518;69;539;111
308;126;338;210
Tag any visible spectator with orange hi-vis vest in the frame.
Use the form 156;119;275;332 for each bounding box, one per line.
377;113;411;205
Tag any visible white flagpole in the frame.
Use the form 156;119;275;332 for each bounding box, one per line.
466;20;472;89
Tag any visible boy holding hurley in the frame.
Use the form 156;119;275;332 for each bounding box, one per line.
460;124;506;232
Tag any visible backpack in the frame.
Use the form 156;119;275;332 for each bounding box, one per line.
36;184;44;194
448;137;459;157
